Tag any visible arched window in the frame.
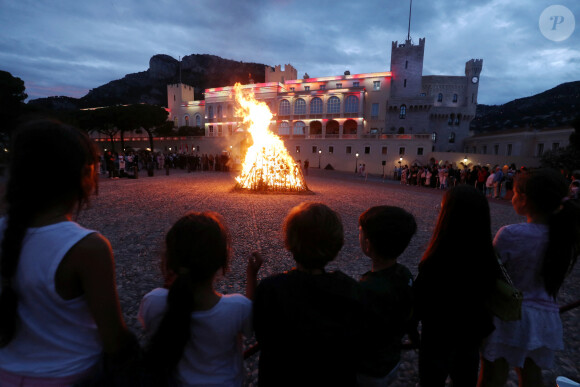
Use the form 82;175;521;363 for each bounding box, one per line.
327;96;340;114
437;93;443;102
195;114;201;127
279;99;291;116
344;95;359;113
294;98;306;115
449;132;456;143
453;93;458;103
208;106;214;119
399;105;407;119
448;114;454;125
293;121;305;135
278;122;290;135
173;117;178;127
455;114;461;125
184;115;189;126
310;97;323;114
217;105;222;119
432;132;437;142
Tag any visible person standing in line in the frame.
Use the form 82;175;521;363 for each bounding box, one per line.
0;120;135;386
493;166;504;199
139;211;262;386
356;206;418;386
253;202;367;387
479;169;580;386
414;185;497;386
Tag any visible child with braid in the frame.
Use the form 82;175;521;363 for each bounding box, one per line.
139;211;262;386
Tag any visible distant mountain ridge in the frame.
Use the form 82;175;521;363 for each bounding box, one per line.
29;54;268;109
28;54;580;133
471;81;580;132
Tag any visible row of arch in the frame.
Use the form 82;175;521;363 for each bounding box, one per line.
277;119;359;136
278;95;360;116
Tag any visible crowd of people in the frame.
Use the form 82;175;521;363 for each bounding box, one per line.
101;150;234;178
0;119;579;387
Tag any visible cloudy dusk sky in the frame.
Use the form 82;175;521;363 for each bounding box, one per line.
0;0;578;105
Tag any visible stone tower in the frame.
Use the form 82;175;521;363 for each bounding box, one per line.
265;64;298;84
465;59;483;106
390;38;425;98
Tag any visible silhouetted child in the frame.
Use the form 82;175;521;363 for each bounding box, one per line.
253;202;367;387
139;211;262;386
356;206;418;386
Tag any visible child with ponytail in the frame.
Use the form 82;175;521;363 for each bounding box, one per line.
139;211;262;386
479;168;580;386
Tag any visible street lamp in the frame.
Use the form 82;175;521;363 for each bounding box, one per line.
318;149;322;168
355;152;359;173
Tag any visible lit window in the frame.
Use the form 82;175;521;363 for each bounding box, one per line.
399;105;406;119
373;81;380;90
453;93;458;103
296;146;301;153
449;132;456;143
294;98;306;115
305;86;310;91
353;81;360;87
329;146;334;154
279;99;291;115
195;114;201;127
432;132;437;142
293;121;305;135
345;95;359;114
278;122;290;135
327;96;340;114
371;103;379;119
310;97;323;114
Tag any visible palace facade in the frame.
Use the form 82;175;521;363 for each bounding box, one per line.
163;38;485;175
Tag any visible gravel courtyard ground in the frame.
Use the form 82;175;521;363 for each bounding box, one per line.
13;168;580;386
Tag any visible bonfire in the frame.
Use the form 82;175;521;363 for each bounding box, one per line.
233;83;308;192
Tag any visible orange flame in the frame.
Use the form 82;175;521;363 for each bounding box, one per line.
233;83;307;192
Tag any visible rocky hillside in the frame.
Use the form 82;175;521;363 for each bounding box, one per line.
471;81;580;132
29;54;268;109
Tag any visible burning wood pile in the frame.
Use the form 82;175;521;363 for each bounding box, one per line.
233;83;309;193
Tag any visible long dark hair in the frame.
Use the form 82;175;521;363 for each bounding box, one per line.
421;184;495;269
144;211;231;377
514;168;580;298
0;119;98;347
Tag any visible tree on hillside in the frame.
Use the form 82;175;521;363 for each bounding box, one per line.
130;104;169;151
540;117;580;172
0;70;28;147
76;107;120;152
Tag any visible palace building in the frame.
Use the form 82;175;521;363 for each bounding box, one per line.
165;37;484;175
